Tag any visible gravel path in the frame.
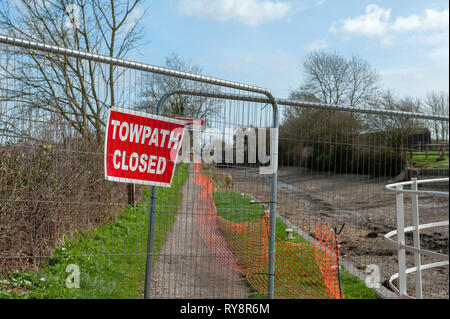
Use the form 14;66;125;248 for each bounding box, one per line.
150;165;251;298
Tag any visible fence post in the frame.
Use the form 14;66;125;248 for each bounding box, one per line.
143;185;158;299
128;183;135;206
267;104;279;299
267;163;278;298
411;178;423;298
395;185;407;297
143;94;169;299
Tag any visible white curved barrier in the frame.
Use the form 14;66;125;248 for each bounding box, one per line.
384;177;449;299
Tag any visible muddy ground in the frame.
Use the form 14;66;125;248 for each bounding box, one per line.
217;166;449;298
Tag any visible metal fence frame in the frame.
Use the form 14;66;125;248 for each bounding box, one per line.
384;177;449;299
0;34;281;299
143;89;280;298
1;34;449;299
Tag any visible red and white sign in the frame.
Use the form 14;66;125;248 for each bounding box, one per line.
104;107;186;187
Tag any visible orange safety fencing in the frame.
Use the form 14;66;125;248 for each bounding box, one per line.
193;163;343;299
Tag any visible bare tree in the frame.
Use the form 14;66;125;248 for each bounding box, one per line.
284;51;380;152
294;50;380;107
425;91;449;142
281;51;379;168
0;0;147;206
0;0;146;140
363;90;427;148
282;91;321;119
141;53;219;120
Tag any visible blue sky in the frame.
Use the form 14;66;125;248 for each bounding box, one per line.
133;0;449;101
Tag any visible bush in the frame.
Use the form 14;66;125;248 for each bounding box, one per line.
306;144;354;173
0;138;135;275
291;144;404;178
352;148;405;177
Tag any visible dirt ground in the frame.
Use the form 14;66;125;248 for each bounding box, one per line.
150;166;251;298
217;166;449;299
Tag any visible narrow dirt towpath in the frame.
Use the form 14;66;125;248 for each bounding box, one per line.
150;164;251;298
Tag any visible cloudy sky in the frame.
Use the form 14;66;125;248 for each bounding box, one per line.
135;0;449;101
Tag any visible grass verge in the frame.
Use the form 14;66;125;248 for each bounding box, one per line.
0;163;189;299
409;152;449;169
213;191;377;299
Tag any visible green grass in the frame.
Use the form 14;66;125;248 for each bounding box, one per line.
340;268;378;299
212;191;377;299
214;191;308;244
409;152;449;169
214;191;266;223
0;164;189;299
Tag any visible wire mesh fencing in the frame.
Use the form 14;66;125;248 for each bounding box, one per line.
0;39;153;298
0;35;448;299
273;103;449;298
0;35;283;299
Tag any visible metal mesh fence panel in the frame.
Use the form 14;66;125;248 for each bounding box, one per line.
275;103;449;298
0;35;448;299
147;91;279;299
0;37;282;299
185;162;342;299
0;41;152;298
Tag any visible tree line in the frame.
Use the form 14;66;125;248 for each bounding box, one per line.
0;1;448;184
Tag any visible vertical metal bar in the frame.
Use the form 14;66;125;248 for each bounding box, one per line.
267;98;279;299
144;185;158;299
143;94;168;299
411;178;422;298
395;185;407;297
128;183;135;206
268;171;277;299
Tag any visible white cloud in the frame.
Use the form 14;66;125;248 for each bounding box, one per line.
306;39;328;52
178;0;291;27
294;0;325;12
330;4;391;39
315;0;325;6
330;4;449;45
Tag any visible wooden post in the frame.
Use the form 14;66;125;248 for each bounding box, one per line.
128;183;135;206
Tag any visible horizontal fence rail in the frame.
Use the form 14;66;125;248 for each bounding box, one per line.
1;34;447;123
0;34;275;101
128;88;449;122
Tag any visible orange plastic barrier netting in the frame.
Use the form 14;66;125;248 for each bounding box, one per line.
192;163;343;299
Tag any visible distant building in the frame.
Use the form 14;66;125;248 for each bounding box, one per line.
403;128;431;146
353;128;431;148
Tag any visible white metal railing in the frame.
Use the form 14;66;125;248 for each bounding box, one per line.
384;177;449;299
